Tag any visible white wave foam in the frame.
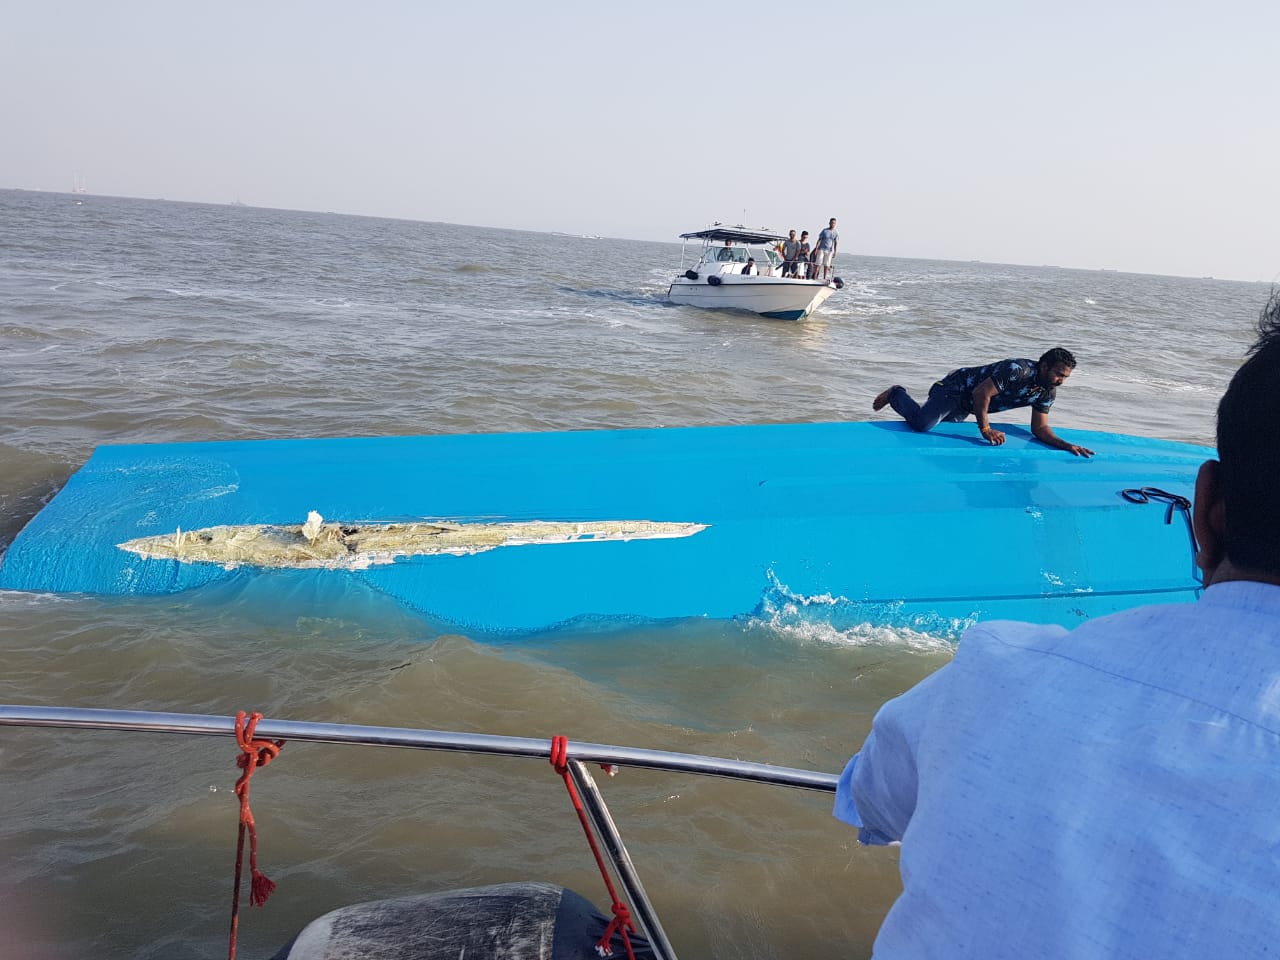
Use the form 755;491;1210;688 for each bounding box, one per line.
751;569;961;651
753;612;956;653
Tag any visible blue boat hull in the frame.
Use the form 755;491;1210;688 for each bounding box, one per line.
0;421;1210;636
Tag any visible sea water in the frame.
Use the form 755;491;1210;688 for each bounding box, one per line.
0;188;1270;958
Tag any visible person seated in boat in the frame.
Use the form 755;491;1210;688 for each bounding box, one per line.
716;240;735;262
834;290;1280;959
741;258;757;276
871;347;1095;457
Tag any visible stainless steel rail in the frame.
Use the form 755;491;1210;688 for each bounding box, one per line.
0;705;840;791
1;704;841;960
570;758;680;960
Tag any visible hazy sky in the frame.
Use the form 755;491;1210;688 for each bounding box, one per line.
4;1;1276;281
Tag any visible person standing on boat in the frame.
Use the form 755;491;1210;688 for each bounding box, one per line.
781;229;802;278
835;291;1280;959
814;217;839;280
797;231;813;279
872;348;1095;457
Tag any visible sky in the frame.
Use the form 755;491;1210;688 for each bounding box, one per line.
3;0;1276;282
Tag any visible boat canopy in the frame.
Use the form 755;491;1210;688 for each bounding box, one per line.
678;226;787;245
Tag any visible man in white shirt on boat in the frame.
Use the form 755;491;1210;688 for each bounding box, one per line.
834;290;1280;959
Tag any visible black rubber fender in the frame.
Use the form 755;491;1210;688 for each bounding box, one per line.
270;882;656;960
684;269;698;280
707;274;722;286
833;276;844;290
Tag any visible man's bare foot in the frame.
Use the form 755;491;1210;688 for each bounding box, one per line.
872;388;895;411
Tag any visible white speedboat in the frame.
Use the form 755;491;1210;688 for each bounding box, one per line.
667;224;843;321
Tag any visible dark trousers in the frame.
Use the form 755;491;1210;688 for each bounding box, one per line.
888;383;969;432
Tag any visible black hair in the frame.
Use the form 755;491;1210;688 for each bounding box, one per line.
1216;288;1280;574
1038;347;1077;369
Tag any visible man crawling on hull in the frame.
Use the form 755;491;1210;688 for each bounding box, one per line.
872;347;1095;457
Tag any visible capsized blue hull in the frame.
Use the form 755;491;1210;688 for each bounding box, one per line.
0;421;1210;636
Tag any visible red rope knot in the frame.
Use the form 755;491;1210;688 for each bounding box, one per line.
549;736;618;779
235;712;284;780
232;711;286;909
550;734;570;775
595;900;636;958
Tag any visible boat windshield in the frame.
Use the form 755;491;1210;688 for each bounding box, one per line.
712;246;749;263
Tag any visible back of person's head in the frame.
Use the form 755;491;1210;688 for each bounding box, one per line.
1038;347;1076;369
1217;289;1280;575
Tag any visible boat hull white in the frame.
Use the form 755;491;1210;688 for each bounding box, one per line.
667;276;837;321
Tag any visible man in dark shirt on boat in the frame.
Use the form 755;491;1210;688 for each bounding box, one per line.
872;347;1095;457
781;229;802;277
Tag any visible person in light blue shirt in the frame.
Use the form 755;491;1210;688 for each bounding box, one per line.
835;289;1280;959
814;217;839;280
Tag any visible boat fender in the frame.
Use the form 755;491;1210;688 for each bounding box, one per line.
269;882;656;960
833;277;844;290
707;275;722;286
684;269;699;280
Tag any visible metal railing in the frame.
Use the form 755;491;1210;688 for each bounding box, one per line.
0;704;839;960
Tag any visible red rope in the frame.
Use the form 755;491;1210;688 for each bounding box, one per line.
228;711;286;960
549;735;637;960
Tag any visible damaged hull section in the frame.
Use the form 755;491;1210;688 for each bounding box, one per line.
120;517;707;570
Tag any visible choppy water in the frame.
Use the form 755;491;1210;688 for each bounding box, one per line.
0;188;1270;958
